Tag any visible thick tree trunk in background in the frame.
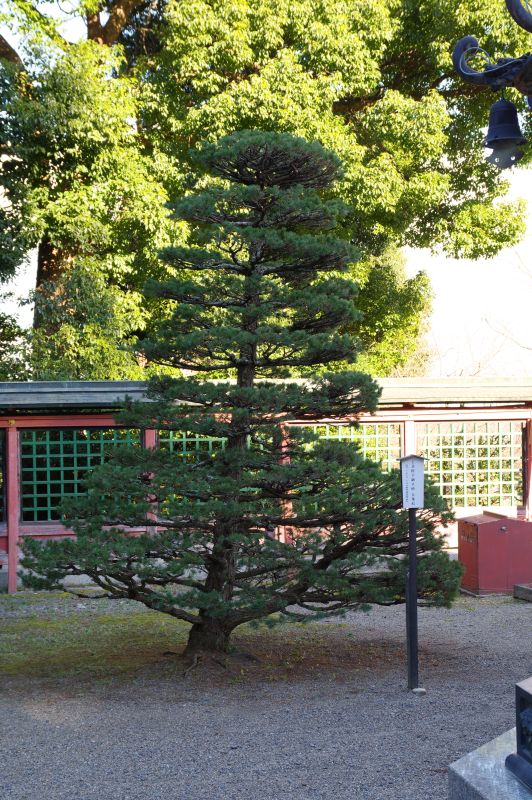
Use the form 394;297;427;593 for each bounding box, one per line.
86;1;147;46
87;13;105;44
184;619;231;654
33;238;65;327
36;238;64;286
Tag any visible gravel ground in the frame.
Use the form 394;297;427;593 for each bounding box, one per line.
1;593;531;800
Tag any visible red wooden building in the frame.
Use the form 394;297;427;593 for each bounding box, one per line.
2;377;532;592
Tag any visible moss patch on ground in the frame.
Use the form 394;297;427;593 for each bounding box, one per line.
1;591;514;688
0;591;409;687
1;604;187;682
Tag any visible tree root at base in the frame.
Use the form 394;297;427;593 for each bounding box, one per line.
182;652;229;677
177;648;263;677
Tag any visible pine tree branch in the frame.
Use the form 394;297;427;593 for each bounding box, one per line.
156;291;247;309
140;575;207;591
135;594;201;625
87;568;203;624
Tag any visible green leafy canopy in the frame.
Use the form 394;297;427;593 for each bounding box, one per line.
2;0;528;378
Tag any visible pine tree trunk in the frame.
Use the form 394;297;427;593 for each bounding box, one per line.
185;283;259;656
184;619;231;654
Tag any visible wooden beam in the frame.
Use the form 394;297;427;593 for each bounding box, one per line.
526;421;532;520
403;419;417;458
6;425;20;593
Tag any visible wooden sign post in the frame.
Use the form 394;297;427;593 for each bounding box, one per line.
400;454;425;693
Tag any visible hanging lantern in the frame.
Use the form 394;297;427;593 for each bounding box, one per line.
485;98;526;169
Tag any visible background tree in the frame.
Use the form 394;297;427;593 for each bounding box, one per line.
0;301;30;379
21;132;462;657
30;261;147;379
0;41;178;378
312;245;433;377
1;0;529;378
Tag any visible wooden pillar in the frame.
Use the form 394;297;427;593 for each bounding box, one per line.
525;420;532;520
143;428;157;450
402;418;417;457
143;428;158;525
277;424;294;544
6;425;20;593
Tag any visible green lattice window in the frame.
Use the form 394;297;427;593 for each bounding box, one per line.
302;423;402;471
417;421;523;508
158;430;226;459
20;428;140;522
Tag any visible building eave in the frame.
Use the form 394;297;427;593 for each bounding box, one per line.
2;377;532;413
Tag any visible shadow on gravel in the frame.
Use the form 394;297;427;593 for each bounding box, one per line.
0;592;472;699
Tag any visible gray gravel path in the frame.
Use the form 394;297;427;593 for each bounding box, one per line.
1;594;531;800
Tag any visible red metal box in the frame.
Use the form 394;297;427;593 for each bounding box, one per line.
458;512;532;594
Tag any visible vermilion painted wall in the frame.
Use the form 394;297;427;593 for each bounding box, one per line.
2;408;532;593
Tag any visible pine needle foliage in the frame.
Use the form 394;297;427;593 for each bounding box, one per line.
21;132;461;655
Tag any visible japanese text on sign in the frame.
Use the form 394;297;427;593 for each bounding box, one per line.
400;456;424;509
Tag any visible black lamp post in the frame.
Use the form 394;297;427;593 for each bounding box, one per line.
452;0;532;168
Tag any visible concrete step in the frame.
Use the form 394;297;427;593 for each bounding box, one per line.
514;583;532;601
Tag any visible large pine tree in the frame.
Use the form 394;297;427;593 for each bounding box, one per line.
22;132;461;656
